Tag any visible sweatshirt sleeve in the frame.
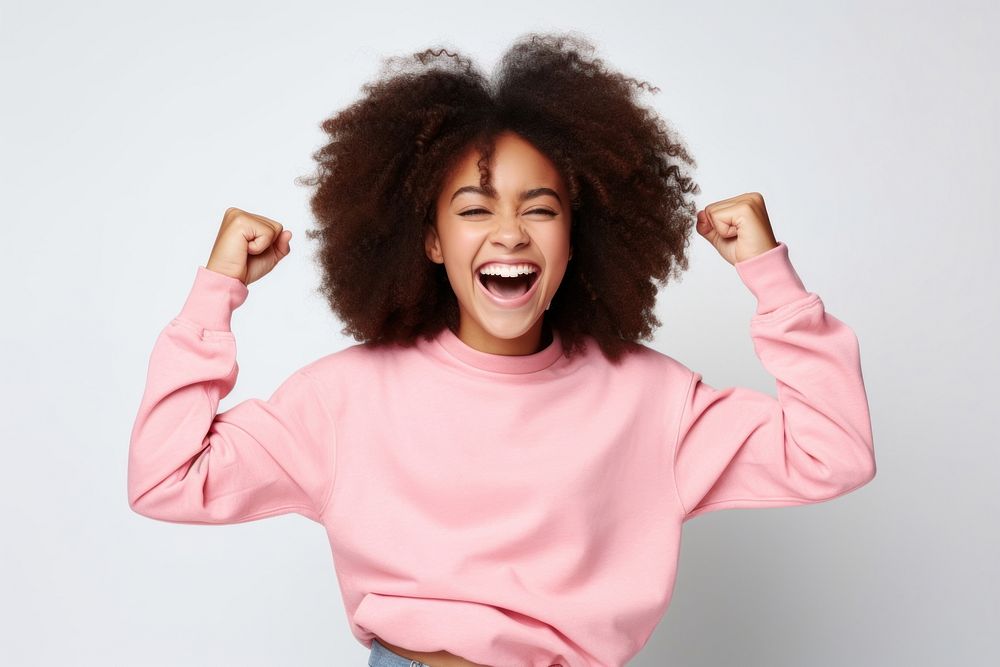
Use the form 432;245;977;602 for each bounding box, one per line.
672;242;876;522
127;266;336;525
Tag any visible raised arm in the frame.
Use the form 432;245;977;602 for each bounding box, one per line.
672;242;876;521
127;265;336;525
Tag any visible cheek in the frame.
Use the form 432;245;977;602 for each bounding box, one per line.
442;261;469;289
445;230;488;264
542;228;572;261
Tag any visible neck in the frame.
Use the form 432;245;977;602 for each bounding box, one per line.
454;317;553;356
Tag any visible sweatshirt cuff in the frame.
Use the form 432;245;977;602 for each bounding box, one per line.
733;242;810;315
177;265;250;332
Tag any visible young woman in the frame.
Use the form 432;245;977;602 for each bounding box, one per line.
127;32;876;667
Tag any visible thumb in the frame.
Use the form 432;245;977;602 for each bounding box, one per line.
274;229;292;258
696;208;734;260
247;229;292;257
696;209;717;240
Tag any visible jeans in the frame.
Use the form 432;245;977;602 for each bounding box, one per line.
368;637;431;667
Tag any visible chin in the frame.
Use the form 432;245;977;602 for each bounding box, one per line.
466;303;544;340
477;317;540;340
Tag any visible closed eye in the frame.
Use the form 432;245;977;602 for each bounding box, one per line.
459;209;557;217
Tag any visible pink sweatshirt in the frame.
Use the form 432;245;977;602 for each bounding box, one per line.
127;241;876;667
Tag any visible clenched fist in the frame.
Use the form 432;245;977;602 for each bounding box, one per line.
206;207;293;286
696;192;780;265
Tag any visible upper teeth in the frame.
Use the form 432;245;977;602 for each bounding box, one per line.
478;263;538;278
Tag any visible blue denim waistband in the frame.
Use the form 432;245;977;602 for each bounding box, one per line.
368;638;431;667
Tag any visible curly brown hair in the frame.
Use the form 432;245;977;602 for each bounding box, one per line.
296;31;701;363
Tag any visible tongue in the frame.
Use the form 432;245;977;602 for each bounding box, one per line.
484;275;531;299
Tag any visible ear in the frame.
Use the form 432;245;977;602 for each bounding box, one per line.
424;225;443;264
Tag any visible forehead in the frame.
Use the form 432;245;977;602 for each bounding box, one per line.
442;132;564;194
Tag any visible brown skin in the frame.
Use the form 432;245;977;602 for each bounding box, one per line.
425;131;574;356
205;207;293;284
695;191;779;263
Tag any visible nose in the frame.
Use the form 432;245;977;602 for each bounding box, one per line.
489;214;530;249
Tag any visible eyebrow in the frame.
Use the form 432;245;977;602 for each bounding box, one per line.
450;185;562;205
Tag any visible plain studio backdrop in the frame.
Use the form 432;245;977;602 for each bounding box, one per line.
1;0;996;664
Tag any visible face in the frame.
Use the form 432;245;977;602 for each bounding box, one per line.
426;131;573;356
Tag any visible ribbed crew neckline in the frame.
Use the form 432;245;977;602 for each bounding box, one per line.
433;325;565;374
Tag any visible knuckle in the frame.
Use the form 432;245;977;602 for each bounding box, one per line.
222;207;246;226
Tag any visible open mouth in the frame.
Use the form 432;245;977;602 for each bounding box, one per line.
477;270;539;300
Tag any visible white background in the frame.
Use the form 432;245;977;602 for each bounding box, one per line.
2;0;997;664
